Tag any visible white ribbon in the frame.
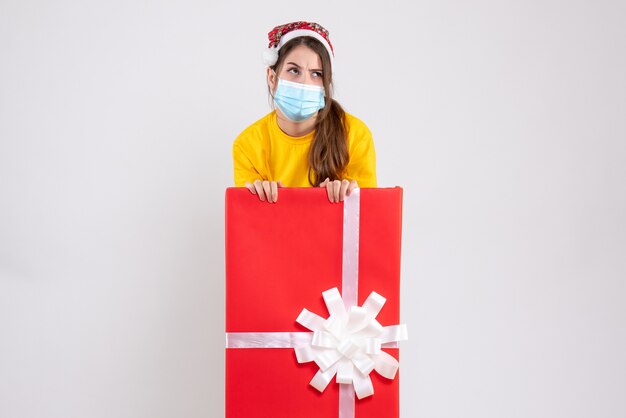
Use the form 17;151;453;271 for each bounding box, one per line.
225;188;408;417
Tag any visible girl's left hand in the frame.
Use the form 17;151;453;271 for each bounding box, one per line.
319;178;358;203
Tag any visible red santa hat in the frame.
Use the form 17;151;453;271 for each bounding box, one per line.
262;21;335;67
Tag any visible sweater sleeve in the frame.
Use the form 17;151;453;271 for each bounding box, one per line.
344;125;377;188
232;141;264;187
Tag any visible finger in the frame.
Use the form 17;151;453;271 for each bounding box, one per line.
339;179;350;201
332;180;341;203
262;181;271;203
253;180;265;201
325;181;334;202
319;177;330;188
270;181;278;203
245;182;257;194
277;180;285;188
346;180;358;196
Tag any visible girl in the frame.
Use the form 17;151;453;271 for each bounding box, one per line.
232;21;376;203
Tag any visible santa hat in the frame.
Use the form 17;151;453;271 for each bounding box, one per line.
262;21;334;67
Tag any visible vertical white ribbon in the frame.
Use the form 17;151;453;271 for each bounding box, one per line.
339;188;360;417
339;383;356;418
341;188;360;309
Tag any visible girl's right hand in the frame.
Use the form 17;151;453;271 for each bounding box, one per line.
245;180;284;203
319;178;358;203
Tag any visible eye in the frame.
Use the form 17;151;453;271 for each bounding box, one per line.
312;71;323;78
287;67;300;75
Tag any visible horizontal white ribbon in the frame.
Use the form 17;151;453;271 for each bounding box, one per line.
226;332;312;348
226;332;400;350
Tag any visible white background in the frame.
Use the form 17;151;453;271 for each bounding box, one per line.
1;0;625;417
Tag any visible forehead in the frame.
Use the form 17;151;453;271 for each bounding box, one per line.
281;44;322;68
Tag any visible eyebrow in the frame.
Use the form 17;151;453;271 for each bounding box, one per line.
286;62;323;72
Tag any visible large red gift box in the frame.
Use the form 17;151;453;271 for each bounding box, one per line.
225;187;404;418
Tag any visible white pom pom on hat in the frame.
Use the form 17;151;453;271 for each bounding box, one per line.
262;47;279;66
262;21;334;67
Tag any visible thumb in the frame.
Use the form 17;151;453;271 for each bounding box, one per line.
319;177;330;187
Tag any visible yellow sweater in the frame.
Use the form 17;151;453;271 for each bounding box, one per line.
232;111;377;187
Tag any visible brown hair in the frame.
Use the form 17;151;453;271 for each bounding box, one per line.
269;37;349;186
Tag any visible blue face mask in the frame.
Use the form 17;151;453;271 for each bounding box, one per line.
272;77;326;122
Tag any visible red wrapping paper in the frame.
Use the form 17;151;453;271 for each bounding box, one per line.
225;187;403;418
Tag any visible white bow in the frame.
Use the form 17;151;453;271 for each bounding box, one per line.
294;287;408;399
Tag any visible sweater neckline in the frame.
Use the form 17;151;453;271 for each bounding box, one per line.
270;111;315;145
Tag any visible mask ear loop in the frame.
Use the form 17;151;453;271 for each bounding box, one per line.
266;68;279;111
268;69;280;101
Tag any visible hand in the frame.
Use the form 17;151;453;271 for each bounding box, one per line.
245;180;284;203
319;178;358;203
